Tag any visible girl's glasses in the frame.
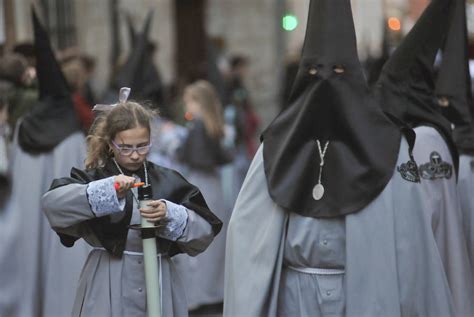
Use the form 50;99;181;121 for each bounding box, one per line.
111;140;152;156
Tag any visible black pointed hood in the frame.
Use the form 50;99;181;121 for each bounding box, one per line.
261;0;401;218
18;8;81;154
33;10;69;99
435;0;474;154
126;12;137;47
375;0;458;170
114;11;152;94
113;11;162;107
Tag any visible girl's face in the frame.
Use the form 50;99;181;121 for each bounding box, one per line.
110;126;151;172
184;93;201;117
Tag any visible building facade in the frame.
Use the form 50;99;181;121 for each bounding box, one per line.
2;0;469;127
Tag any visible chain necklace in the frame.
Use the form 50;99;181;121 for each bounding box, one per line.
112;158;149;204
313;140;330;200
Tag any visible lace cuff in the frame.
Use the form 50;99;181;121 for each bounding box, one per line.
157;200;188;241
86;176;126;217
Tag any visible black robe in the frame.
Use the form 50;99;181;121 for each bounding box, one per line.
177;119;233;170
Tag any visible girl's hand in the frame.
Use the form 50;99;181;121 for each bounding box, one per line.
140;200;167;224
114;175;137;199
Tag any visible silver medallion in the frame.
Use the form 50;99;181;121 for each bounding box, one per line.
312;183;325;200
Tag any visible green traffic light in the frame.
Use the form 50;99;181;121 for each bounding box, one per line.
282;14;298;31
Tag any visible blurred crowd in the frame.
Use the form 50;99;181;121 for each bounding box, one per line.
0;39;262;205
0;10;263;315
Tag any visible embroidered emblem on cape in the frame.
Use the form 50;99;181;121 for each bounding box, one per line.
397;159;420;183
419;151;452;180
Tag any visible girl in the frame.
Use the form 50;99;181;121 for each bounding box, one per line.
173;80;233;310
41;88;222;317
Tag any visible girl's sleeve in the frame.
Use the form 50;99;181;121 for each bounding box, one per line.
155;199;214;256
175;208;214;256
41;176;125;232
155;199;188;241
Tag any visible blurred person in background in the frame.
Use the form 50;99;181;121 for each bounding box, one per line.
224;55;260;207
80;54;97;107
61;54;94;132
148;110;187;172
13;42;36;68
173;80;233;313
60;48;98;108
0;10;90;316
225;55;260;159
0;53;37;135
105;11;166;112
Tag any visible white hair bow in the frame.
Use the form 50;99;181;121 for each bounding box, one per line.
92;87;131;112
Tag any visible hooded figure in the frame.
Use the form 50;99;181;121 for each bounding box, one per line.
263;0;402;219
374;0;458;171
374;0;474;314
111;11;164;109
171;80;234;310
18;8;81;153
224;0;469;316
0;8;90;317
436;0;474;280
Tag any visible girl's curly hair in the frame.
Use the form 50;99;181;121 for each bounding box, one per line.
85;101;156;169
